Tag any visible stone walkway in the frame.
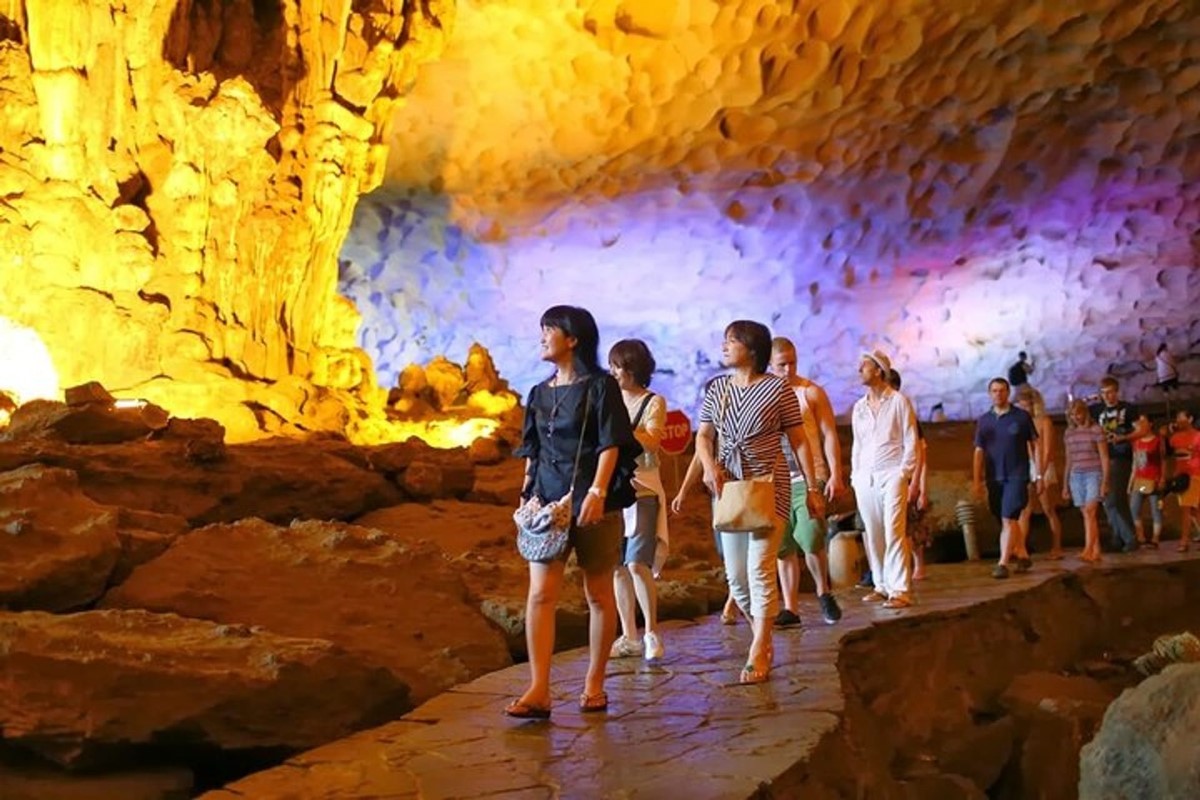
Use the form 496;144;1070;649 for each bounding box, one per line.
205;547;1200;799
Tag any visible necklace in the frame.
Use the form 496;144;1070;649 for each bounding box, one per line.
546;376;579;438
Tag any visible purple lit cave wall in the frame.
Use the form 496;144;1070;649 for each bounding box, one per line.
339;1;1200;420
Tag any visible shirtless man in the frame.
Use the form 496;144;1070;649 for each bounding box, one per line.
769;337;846;625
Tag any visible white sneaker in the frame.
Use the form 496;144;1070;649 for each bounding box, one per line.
643;631;664;662
610;634;643;658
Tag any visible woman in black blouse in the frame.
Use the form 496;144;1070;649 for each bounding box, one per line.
505;305;640;719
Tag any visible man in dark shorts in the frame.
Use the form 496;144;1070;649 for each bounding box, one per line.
973;377;1040;578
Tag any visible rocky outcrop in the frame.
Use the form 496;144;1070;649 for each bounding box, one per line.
0;763;193;800
1;398;170;445
0;436;403;525
0;1;452;442
998;672;1117;799
0;609;408;768
354;499;725;657
0;464;121;610
1079;663;1200;800
102;518;513;705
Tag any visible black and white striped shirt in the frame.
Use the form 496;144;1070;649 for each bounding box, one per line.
699;374;805;519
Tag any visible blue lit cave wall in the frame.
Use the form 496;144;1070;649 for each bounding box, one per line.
339;177;1199;421
338;1;1200;421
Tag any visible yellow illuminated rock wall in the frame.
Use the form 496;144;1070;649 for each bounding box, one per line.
0;0;451;440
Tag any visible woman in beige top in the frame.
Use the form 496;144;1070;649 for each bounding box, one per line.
1017;387;1064;559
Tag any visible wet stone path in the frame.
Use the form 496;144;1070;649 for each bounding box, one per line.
205;548;1200;799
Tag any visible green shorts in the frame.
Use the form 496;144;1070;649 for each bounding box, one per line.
570;511;623;573
777;480;825;558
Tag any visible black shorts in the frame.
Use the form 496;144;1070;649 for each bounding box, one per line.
987;478;1029;521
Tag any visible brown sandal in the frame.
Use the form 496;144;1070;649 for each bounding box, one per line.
578;692;608;713
503;699;551;720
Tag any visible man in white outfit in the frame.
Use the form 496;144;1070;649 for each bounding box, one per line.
850;349;919;609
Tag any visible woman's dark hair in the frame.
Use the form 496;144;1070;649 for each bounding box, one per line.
608;339;656;388
725;320;772;374
540;305;601;375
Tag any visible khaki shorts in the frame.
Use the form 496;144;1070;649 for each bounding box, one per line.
569;511;623;573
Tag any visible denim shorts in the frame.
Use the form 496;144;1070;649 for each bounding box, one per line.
1068;470;1102;507
622;495;659;567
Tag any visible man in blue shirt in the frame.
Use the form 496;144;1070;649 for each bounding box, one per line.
973;377;1040;579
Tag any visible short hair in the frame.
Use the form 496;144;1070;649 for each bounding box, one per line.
1018;351;1028;359
1067;399;1092;426
771;336;796;354
608;339;656;388
1100;376;1120;390
886;369;902;390
726;320;772;374
539;305;601;375
988;377;1010;390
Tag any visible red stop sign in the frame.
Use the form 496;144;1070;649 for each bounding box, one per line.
660;409;692;455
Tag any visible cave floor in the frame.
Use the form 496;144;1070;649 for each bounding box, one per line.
205;547;1200;799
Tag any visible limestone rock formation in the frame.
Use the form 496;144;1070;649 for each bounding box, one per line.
102;518;514;705
0;464;121;610
1;397;170;444
1079;663;1200;800
343;0;1200;419
0;435;404;525
0;1;452;442
0;763;193;800
999;671;1118;799
0;608;408;768
354;498;725;657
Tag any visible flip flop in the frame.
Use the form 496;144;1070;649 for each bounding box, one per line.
503;699;551;720
740;663;770;684
578;692;608;713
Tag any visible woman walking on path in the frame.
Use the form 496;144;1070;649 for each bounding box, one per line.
695;320;823;684
1062;400;1110;562
506;306;640;719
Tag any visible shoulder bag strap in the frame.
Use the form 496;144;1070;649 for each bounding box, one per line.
567;381;592;493
631;391;655;429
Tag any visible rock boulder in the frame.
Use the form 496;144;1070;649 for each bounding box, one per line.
0;464;121;610
1079;663;1200;800
102;518;512;705
0;609;408;768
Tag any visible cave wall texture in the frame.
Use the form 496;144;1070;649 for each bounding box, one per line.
342;0;1200;419
0;0;451;439
2;0;1198;438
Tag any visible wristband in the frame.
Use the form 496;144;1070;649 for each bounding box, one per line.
587;486;607;500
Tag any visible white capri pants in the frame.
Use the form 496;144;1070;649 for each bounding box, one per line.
718;519;784;621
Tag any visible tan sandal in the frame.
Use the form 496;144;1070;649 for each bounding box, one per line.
740;663;770;684
578;692;608;713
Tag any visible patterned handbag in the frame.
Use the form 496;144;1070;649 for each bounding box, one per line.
514;384;590;562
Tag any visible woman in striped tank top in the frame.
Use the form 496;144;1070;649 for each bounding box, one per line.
1062;399;1110;562
696;320;824;684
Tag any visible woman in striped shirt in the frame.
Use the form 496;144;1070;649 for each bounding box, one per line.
696;320;823;684
1062;399;1110;562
